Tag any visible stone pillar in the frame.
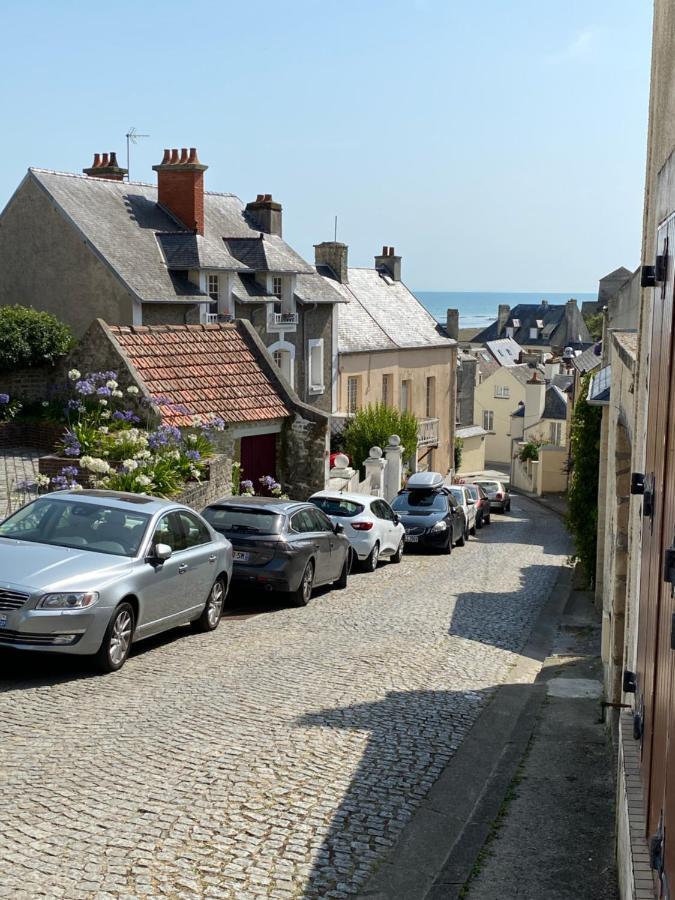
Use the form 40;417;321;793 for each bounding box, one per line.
384;435;403;501
328;452;358;493
364;446;386;496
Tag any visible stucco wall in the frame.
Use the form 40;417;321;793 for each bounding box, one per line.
457;434;485;474
338;345;456;474
536;446;568;494
0;177;135;336
474;369;526;465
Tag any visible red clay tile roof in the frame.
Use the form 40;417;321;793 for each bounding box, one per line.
109;323;291;425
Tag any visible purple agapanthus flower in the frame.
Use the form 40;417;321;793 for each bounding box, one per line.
51;475;68;489
75;379;95;396
148;424;182;450
66;398;84;412
60;466;80;478
62;431;81;457
96;386;112;397
240;480;254;492
185;449;201;461
112;410;141;424
0;394;9;405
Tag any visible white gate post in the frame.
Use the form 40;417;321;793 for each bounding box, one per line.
364;446;386;496
384;434;403;502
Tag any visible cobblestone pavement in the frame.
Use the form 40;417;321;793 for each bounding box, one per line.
0;496;570;899
0;448;39;517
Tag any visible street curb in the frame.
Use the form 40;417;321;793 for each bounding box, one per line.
356;559;574;900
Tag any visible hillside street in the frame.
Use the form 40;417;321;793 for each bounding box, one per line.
0;496;570;899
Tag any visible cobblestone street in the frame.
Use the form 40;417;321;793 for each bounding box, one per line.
0;496;570;899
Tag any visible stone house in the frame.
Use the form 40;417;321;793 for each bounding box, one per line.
313;242;457;474
76;318;330;499
473;364;535;466
471;299;591;354
0;149;344;415
581;266;633;318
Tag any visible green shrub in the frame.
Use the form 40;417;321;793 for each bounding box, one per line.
566;374;602;586
0;305;74;371
343;403;418;471
454;436;464;470
519;440;544;462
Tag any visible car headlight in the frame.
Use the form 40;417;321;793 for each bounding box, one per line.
37;592;100;610
431;520;448;532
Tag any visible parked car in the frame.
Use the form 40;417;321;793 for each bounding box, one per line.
466;483;491;528
474;479;512;513
309;491;405;571
202;496;351;606
0;490;232;672
392;472;466;553
447;485;477;538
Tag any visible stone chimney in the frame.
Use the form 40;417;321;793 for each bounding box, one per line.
245;193;282;237
446;308;459;341
375;246;401;281
314;241;348;283
497;304;510;335
83;151;127;181
524;371;546;431
153;148;208;235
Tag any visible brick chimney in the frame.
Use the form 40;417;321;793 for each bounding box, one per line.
497;304;511;335
314;241;348;283
152;148;208;235
446;308;459;341
83;151;127;181
374;246;401;281
245;193;282;237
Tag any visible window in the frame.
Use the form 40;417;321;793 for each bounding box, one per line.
512;318;521;327
483;410;494;431
176;511;211;548
456;398;462;424
290;509;315;533
505;326;514;338
549;422;563;445
307;507;334;532
207;274;219;317
273;350;283;368
382;374;392;407
272;276;283;299
308;339;324;393
152;513;184;553
310;497;364;518
347;376;360;414
426;376;436;417
401;379;412;413
529;327;538;339
494;385;510;399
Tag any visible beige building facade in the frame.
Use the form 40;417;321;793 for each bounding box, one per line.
473;366;530;465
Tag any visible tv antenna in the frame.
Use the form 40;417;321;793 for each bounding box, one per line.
125;127;150;180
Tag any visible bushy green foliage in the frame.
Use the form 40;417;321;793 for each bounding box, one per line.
0;305;74;371
454;436;464;470
583;310;603;342
519;439;544;462
566;375;602;585
344;403;418;471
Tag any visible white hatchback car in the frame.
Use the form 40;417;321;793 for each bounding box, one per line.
309;492;406;572
447;485;477;539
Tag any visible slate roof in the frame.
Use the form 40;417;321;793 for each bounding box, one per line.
473;348;500;378
571;344;602;374
326;268;454;354
542;385;568;420
456;425;487;440
25;169;325;305
551;373;574;391
506;365;540;386
485;338;523;367
109;322;291;425
473;301;590;348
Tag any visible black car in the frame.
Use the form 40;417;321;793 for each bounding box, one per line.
391;487;466;553
201;497;351;606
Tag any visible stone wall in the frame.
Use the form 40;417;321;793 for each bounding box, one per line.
278;414;328;500
142;304;200;326
0;421;64;451
0;362;70;404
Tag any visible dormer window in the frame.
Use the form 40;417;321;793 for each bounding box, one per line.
506;326;514;338
529;327;538;339
207;274;219;319
512;318;521;327
272;276;283;299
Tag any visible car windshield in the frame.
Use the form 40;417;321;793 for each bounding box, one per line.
0;497;151;557
449;487;465;503
392;491;447;512
203;506;282;535
477;481;500;492
310;497;365;518
466;486;480;500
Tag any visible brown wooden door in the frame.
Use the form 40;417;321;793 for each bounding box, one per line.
240;433;278;491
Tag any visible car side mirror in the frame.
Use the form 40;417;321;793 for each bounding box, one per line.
467;499;475;505
153;543;173;562
393;514;400;525
334;523;345;535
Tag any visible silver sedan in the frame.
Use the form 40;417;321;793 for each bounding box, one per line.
0;490;233;672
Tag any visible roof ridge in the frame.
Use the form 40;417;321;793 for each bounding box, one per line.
29;168;239;198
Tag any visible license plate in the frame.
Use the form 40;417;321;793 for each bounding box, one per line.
405;534;419;543
0;615;7;629
233;551;250;562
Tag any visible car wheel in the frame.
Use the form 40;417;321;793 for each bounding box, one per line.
456;528;465;547
506;502;511;513
292;560;315;607
470;522;477;536
391;538;404;564
336;552;350;589
95;602;134;673
476;514;483;530
442;534;452;554
362;542;380;573
192;576;226;632
485;514;491;525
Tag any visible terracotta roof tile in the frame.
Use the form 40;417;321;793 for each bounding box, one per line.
110;322;290;425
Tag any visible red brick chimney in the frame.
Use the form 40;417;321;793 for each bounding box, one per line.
83;151;127;181
152;147;208;235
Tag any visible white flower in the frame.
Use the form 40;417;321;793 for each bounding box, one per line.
99;399;108;407
35;474;50;487
80;456;112;475
186;434;198;444
169;449;180;461
99;426;109;434
136;474;153;488
68;369;81;381
127;385;140;395
112;390;123;399
106;380;118;390
135;449;152;460
70;483;83;492
41;401;49;408
191;415;204;427
122;459;138;471
100;410;111;420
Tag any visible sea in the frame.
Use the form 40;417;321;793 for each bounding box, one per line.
414;291;598;330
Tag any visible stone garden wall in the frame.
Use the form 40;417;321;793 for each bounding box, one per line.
278;414;328;500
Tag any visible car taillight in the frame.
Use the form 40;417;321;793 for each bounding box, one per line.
350;521;374;531
496;492;503;500
274;541;299;556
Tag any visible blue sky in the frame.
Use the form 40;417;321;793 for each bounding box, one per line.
1;0;652;291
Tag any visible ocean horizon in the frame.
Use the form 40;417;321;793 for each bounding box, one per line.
414;290;597;329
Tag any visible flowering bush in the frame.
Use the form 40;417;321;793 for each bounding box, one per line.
239;474;287;499
0;393;22;423
53;368;225;496
16;466;81;495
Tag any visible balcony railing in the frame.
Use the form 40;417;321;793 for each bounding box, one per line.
206;313;234;324
417;417;439;447
267;311;299;332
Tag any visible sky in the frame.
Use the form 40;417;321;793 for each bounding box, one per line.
0;0;653;292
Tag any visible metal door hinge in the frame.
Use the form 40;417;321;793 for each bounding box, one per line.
664;547;675;586
631;473;645;495
642;265;656;287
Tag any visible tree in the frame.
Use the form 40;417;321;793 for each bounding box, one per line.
583;310;603;342
343;403;418;472
566;375;602;586
454;436;464;471
0;305;74;371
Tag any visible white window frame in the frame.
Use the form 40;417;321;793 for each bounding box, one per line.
494;385;510;399
272;276;283;299
426;376;436;417
401;379;412;413
549;421;563;445
529;327;538;339
382;373;392;407
505;326;514;338
347;376;359;414
268;339;295;388
308;338;324;394
483;410;494;432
